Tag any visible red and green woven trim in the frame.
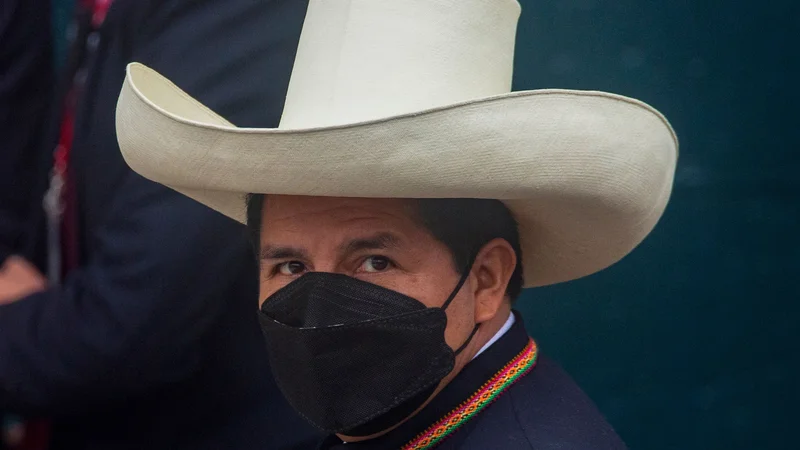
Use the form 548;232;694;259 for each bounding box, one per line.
402;338;538;450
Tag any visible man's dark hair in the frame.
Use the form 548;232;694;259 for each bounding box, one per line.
246;195;524;301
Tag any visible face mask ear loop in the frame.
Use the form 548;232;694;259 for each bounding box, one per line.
454;324;480;356
440;263;473;311
440;259;481;356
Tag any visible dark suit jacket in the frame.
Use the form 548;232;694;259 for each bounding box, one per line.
319;313;626;450
0;0;320;448
444;355;627;449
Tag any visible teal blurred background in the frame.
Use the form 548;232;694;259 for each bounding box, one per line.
51;0;74;69
512;1;798;449
50;0;798;448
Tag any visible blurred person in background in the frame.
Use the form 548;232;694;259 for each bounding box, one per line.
0;0;319;448
0;0;52;265
1;1;53;448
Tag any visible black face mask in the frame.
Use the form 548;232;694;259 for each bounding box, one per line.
258;270;478;435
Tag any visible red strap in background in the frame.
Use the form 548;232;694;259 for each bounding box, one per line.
85;0;112;28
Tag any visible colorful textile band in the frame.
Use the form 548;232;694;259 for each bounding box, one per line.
402;338;538;450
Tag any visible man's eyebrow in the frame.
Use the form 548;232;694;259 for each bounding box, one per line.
339;232;402;255
260;245;310;261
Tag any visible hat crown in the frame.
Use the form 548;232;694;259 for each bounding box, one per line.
279;0;522;129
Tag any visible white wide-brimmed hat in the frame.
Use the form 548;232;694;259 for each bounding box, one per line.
115;0;678;287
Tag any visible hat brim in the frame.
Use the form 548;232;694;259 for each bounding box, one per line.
116;63;677;287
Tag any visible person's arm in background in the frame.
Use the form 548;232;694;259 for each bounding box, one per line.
0;0;53;263
0;0;307;416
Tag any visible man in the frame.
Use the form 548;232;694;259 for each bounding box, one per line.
116;0;678;448
0;0;318;448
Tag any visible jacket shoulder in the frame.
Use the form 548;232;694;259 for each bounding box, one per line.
507;355;628;449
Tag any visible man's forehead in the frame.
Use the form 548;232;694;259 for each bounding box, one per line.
260;231;403;261
258;195;426;248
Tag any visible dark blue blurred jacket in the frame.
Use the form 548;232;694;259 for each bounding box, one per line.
0;0;52;264
0;0;319;448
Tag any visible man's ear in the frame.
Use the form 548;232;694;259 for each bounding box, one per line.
470;238;517;323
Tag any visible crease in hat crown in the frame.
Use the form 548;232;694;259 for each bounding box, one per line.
278;0;522;129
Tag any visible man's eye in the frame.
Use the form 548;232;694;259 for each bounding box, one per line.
360;256;393;273
277;261;306;276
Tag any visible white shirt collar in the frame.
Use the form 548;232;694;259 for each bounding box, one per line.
471;312;515;360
